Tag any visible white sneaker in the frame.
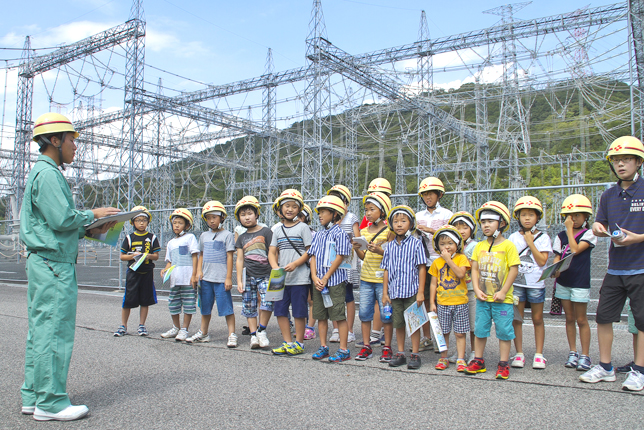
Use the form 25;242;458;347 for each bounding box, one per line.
448;353;458;364
22;406;35;415
347;332;355;343
329;328;340;343
161;326;179;339
467;352;476;364
622;370;644;391
227;333;238;348
579;365;617;383
33;405;89;421
250;334;260;349
175;328;189;342
185;330;209;343
511;353;525;368
533;354;547;369
257;330;270;348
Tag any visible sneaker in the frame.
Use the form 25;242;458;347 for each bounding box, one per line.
347;332;355;343
22;406;35;415
285;341;305;356
33;405;89;422
576;355;592;371
389;352;407;367
329;348;351;363
622;370;644;391
456;359;467;372
250;335;260;349
533;354;547;369
113;325;127;337
370;330;381;345
579;365;617;383
380;334;385;345
137;325;148;336
242;326;251;335
257;330;270;348
379;346;393;363
496;362;510;379
329;329;340;343
272;342;290;355
467;352;476;364
417;337;433;352
511;353;525;368
355;346;373;361
312;346;330;360
304;327;316;340
565;351;580;368
464;358;486;374
617;361;635;374
185;330;210;343
161;326;179;339
448;353;458;364
407;353;421;370
175;328;189;342
435;357;449;370
289;319;295;334
227;333;238;348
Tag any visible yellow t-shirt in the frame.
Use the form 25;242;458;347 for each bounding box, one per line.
428;253;470;306
471;239;521;304
359;225;389;283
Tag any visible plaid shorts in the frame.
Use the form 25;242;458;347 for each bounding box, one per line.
241;276;273;318
437;303;470;334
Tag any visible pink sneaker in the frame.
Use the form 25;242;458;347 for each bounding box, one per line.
304;327;316;340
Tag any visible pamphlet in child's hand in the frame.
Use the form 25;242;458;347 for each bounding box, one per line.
352;236;368;251
404;302;429;337
323;241;352;269
265;268;286;302
538;252;574;282
428;311;448;352
163;265;176;283
130;252;148;272
85;222;124;247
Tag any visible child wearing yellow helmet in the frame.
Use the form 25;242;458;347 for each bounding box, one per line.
160;209;200;342
297;202;318;340
508;196;553;370
552;194;597;372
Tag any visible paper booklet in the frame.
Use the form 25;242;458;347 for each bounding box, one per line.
130;252;149;272
85;210;144;229
265;268;286;302
163;265;176;283
85;221;124;247
538;252;574;282
403;302;429;338
427;311;448;352
352;236;368;251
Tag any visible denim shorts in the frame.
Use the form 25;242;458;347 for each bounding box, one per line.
474;301;515;341
358;281;383;322
513;286;546;304
199;280;234;317
345;282;355;303
554;285;590;303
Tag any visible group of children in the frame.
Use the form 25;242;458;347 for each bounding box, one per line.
112;135;644;392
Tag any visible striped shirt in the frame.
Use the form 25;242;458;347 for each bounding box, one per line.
270;222;312;286
308;224;351;286
380;235;427;299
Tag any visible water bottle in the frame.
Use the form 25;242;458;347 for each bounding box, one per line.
382;303;392;323
321;287;333;308
612;224;626;247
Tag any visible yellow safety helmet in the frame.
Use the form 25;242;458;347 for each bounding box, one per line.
387;205;416;233
315;195;347;217
433;225;464;254
475;201;511;233
300;203;313;223
367;178;392;195
327;184;352;205
418;177;445;196
201;200;227;222
449;211;477;236
32;112;79;144
606;136;644;161
169;208;194;230
560;194;593;218
362;192;392;219
130;205;151;225
272;189;304;214
234;196;261;221
513;196;543;219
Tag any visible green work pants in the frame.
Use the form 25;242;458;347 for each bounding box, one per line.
21;254;78;413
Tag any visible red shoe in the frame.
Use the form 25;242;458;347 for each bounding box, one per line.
435;357;449;370
496;362;510;379
456;359;467;372
464;358;486;374
355;346;373;361
379;346;393;363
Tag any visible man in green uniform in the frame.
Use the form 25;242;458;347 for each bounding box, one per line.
19;112;120;421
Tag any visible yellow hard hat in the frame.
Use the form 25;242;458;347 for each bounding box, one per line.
300;203;313;222
234;196;261;221
130;205;151;225
475;201;511;233
169;208;194;229
387;205;416;233
32;112;79;143
606;136;644;160
418;177;445;196
201;200;227;222
561;194;593;217
327;184;352;204
513;196;543;219
449;211;477;236
273;189;304;213
433;225;464;253
315;195;347;217
367;178;392;195
362;192;392;217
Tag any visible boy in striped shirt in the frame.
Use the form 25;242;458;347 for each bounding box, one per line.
381;205;427;370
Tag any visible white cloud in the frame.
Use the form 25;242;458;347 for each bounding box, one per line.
146;28;209;58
